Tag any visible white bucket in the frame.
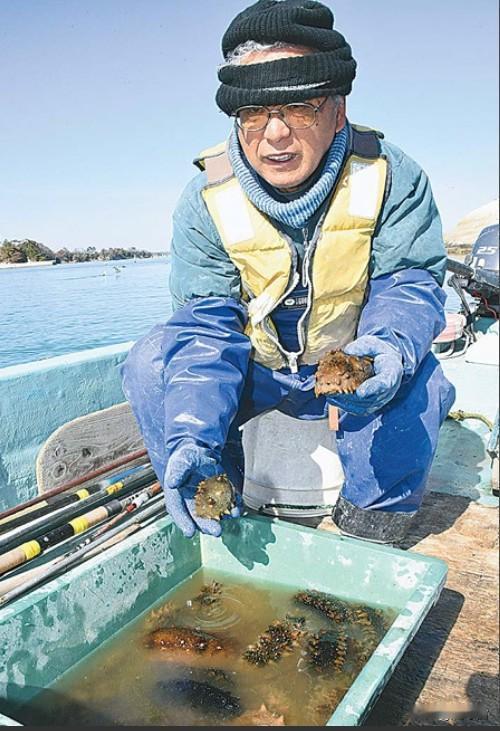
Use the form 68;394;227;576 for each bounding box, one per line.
242;410;344;517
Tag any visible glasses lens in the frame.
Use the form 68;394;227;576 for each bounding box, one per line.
236;102;320;131
237;107;269;131
282;103;317;129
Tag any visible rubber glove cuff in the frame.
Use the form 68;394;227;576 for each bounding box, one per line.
326;335;404;416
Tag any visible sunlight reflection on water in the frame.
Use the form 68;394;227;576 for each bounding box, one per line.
0;258;172;368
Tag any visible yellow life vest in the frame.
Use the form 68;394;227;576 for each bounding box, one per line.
194;126;388;371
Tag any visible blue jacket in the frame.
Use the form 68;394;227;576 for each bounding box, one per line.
124;125;448;475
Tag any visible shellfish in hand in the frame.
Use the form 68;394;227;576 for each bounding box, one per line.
314;350;374;396
194;474;236;520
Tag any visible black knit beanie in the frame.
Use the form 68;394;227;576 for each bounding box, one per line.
216;0;356;115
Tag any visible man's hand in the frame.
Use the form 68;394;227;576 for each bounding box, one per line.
326;335;403;416
163;443;241;538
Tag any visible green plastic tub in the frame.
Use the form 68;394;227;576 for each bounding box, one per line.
0;514;447;726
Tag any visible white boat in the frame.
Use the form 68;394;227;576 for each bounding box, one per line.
0;228;498;725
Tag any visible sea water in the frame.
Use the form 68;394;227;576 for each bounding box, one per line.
0;256;464;369
14;569;396;727
0;258;172;368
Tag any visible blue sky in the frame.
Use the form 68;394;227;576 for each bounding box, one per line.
1;0;498;251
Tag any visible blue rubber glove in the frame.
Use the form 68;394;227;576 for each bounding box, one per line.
326;335;404;416
163;443;241;538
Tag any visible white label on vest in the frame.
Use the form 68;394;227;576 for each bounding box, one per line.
214;186;254;245
348;160;380;220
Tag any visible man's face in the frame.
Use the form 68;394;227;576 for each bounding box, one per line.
236;48;346;191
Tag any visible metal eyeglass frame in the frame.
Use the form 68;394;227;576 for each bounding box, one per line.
233;97;328;131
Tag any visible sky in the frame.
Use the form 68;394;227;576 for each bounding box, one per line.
0;0;498;252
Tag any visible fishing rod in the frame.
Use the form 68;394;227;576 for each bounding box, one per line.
90;481;162;539
0;464;155;551
62;484;163;556
0;447;149;524
0;482;162;598
0;498;166;607
0;477;160;578
0;463;149;535
0;465;156;553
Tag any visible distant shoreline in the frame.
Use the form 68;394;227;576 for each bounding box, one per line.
0;254;169;270
0;259;57;269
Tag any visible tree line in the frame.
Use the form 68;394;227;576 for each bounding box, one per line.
0;239;162;264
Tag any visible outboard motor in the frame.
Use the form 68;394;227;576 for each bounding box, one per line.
447;223;499;321
443;225;499;496
465;223;499;275
434;224;499;358
463;223;499;317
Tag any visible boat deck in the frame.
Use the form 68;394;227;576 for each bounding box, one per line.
2;318;497;726
325;333;499;726
321;490;499;726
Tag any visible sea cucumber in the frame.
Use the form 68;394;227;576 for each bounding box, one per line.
194;474;235;520
314;350;374;396
144;626;226;656
242;618;304;666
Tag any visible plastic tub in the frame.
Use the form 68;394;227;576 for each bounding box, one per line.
0;514;447;726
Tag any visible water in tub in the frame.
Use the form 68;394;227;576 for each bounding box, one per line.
14;570;397;726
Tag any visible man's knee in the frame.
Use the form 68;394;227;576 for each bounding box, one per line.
333;354;455;544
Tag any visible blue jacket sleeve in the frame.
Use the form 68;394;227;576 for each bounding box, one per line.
169;173;242;310
357;269;447;380
358;141;448;380
162;296;251;460
160;175;251;461
372;141;448;286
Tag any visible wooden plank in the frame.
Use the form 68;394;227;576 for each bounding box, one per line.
364;491;499;726
35;402;144;493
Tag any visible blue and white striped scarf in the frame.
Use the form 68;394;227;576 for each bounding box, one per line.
228;124;348;230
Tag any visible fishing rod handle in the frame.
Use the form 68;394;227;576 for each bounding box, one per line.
0;542;42;576
0;503;122;578
0;501;166;606
0;467;156;552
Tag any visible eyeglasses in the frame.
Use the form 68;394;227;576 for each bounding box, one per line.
233;98;328;132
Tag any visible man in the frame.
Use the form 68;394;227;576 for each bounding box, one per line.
122;0;455;544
